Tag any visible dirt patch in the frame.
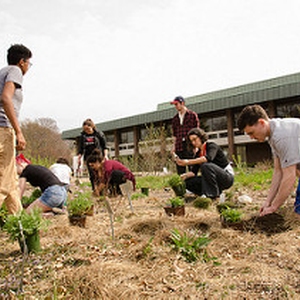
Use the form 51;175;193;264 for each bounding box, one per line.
221;213;291;235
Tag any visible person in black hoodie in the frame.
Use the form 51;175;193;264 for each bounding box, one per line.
77;118;108;191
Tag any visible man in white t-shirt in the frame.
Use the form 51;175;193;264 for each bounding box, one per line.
237;104;300;217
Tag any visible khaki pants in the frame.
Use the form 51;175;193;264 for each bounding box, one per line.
0;127;22;214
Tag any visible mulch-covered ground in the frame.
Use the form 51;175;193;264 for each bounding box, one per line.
1;178;300;299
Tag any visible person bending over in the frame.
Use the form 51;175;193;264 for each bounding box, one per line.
237;104;300;217
87;149;135;197
16;154;67;213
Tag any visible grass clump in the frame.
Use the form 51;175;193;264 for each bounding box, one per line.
193;197;212;209
170;228;211;263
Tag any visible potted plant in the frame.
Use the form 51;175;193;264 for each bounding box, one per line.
164;196;185;216
67;192;94;227
168;174;186;197
3;208;49;253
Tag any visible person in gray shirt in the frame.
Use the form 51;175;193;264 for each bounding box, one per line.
237;104;300;218
0;44;32;214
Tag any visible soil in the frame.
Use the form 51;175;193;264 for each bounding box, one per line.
1;177;300;299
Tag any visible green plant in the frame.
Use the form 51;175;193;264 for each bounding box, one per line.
3;208;49;242
0;204;8;227
221;208;243;223
216;201;237;213
21;188;42;207
170;229;211;262
168;174;183;187
168;174;186;197
68;192;94;216
193;197;212;209
167;197;184;208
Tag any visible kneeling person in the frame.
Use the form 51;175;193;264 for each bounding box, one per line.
176;128;234;199
16;154;67;213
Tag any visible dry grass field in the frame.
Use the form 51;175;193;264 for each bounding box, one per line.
1;176;300;299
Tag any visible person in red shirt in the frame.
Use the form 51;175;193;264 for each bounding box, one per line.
171;96;200;175
87;149;135;196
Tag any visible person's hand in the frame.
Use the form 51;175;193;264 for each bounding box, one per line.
260;203;276;216
176;158;188;166
16;132;26;151
180;173;188;180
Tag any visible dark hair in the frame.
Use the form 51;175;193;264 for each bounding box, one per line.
290;104;300;118
7;44;32;65
82;118;96;129
86;149;103;164
187;127;208;149
237;105;269;131
56;157;70;166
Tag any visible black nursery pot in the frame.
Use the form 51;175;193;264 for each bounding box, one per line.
68;215;87;227
164;206;185;217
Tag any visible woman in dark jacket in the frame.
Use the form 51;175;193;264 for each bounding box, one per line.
175;127;234;199
77;118;108;191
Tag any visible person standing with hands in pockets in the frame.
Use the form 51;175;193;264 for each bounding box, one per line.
77;118;109;193
170;96;200;175
0;44;32;214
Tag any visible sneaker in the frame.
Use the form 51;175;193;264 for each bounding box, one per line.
52;207;66;215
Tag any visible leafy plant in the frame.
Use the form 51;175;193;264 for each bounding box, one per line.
221;208;243;223
167;197;185;208
193;197;212;209
216;201;237;213
168;174;186;197
3;208;49;241
0;204;8;228
170;229;211;262
68;192;94;216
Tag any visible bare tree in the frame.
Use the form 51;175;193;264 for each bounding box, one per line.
21;118;72;166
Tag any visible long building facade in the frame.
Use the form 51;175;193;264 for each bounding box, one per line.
62;72;300;165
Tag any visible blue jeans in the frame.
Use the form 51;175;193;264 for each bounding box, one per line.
40;185;67;208
295;179;300;214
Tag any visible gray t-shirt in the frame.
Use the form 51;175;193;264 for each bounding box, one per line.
269;118;300;169
0;65;23;128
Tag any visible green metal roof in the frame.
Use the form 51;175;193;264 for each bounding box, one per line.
62;72;300;140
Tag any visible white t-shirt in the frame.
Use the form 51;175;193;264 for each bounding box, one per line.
269;118;300;169
49;163;72;185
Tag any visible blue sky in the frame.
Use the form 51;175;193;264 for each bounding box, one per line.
1;0;300;131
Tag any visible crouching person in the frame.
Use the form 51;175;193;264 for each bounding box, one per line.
16;154;67;213
175;128;234;199
87;149;136;196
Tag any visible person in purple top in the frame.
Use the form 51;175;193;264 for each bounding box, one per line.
87;149;135;196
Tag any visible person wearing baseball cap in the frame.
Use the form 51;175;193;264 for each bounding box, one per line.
170;96;200;175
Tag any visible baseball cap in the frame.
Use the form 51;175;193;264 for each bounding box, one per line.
170;96;185;104
16;153;31;165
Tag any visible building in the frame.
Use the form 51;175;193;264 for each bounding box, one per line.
62;72;300;165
